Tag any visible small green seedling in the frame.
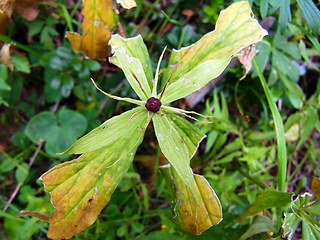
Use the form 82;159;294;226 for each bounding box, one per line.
19;2;267;239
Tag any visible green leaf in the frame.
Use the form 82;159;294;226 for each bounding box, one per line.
302;220;320;240
272;49;300;82
161;58;230;104
131;222;144;233
238;188;293;222
240;215;277;240
303;201;320;217
297;0;320;35
25;112;57;143
279;0;291;32
260;0;269;19
11;54;30;73
287;194;320;239
283;212;300;239
109;34;153;100
0;64;10;91
161;1;267;104
153;111;205;190
25;109;87;157
252;41;271;76
62;107;148;154
162;165;222;235
58;108;87;137
15;162;30;183
297;106;319;149
38;118;147;239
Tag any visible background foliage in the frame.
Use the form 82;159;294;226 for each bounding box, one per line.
0;0;319;239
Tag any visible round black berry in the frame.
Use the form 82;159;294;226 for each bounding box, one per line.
145;97;162;113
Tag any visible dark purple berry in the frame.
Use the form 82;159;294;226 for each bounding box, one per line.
145;97;162;113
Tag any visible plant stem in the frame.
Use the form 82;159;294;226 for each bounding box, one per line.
235;163;266;190
253;57;287;229
0;35;44;59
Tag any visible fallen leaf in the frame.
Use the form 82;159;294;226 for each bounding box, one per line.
0;43;14;71
182;9;194;18
311;177;320;200
0;0;38;35
0;0;15;17
66;0;115;60
0;11;9;35
14;0;38;21
238;45;258;80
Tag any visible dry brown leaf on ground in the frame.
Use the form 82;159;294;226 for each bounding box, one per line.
0;11;9;35
14;0;39;21
0;0;15;17
311;176;320;200
0;43;14;71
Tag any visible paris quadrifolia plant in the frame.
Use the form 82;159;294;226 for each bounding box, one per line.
19;2;267;239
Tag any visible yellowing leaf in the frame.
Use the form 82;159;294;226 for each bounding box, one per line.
163;166;222;235
161;1;267;104
0;43;13;71
62;107;148;154
66;0;115;60
116;0;136;9
311;177;320;200
17;210;51;222
40;110;149;239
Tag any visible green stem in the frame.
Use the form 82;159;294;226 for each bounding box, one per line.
288;150;308;183
253;57;287;229
0;35;44;59
39;2;74;32
235;163;266;190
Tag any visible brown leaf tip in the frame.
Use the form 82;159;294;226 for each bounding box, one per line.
145;97;162;113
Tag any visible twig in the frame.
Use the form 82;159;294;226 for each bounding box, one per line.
2;140;44;212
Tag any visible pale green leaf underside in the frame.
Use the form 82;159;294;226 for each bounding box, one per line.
161;58;231;104
109;34;153;100
40;116;148;239
153;111;205;190
161;1;267;103
62;107;148;154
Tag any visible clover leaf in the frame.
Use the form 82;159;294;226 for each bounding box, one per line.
25;108;87;157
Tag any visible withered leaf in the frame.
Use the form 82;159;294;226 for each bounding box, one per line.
311;177;320;200
0;43;14;71
66;0;115;60
238;45;258;80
